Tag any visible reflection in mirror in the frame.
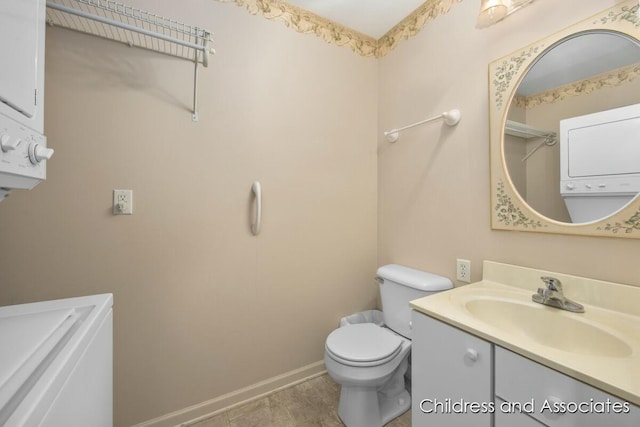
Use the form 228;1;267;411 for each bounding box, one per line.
503;31;640;224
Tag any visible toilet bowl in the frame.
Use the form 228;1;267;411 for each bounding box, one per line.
324;264;453;427
325;323;411;426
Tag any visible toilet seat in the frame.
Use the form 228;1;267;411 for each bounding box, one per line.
325;323;403;367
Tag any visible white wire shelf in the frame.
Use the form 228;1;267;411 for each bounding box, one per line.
46;0;215;120
505;120;557;162
505;120;555;140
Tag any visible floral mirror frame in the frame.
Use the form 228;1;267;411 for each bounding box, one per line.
489;0;640;238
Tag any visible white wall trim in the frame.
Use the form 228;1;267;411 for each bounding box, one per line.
131;360;326;427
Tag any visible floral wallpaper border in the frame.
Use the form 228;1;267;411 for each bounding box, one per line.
376;0;464;57
513;62;640;109
216;0;463;58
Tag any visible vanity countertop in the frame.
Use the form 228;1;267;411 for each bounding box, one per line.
410;261;640;406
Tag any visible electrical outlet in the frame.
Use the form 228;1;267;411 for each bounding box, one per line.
113;189;133;215
456;258;471;283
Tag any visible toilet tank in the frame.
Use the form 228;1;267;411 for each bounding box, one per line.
377;264;453;339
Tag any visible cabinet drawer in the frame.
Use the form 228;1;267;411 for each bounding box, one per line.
495;397;545;427
495;346;639;427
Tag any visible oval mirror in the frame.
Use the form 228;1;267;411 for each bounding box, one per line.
503;30;640;224
490;1;640;237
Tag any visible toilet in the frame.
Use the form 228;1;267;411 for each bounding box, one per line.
324;264;453;427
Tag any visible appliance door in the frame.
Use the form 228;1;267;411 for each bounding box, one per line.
0;294;113;427
566;115;640;179
39;311;113;427
0;0;46;131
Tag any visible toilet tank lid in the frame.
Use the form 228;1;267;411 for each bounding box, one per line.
376;264;453;291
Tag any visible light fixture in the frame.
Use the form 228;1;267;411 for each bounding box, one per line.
477;0;536;29
477;0;508;28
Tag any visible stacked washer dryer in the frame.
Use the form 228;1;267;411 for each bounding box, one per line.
0;0;54;202
560;103;640;222
0;294;113;426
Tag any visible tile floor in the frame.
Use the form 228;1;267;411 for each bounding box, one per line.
186;373;411;427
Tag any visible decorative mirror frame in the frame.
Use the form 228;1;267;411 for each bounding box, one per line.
489;0;640;238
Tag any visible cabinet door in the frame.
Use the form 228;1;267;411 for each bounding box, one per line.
411;312;493;427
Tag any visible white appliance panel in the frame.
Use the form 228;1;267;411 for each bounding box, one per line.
568;117;640;178
0;308;78;407
0;0;45;129
0;0;49;199
560;104;640;222
0;119;47;190
0;294;113;427
561;104;640;197
39;311;113;427
563;194;635;223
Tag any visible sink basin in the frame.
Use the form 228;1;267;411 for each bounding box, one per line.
464;298;632;358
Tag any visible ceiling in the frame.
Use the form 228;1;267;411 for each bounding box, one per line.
518;32;640;96
285;0;427;39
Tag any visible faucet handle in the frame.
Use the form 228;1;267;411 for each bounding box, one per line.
541;276;562;291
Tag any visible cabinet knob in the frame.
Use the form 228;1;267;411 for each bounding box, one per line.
543;395;565;419
465;348;479;362
547;395;563;405
546;395;565;408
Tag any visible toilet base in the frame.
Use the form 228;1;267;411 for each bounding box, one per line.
336;358;410;427
380;389;410;425
337;387;410;427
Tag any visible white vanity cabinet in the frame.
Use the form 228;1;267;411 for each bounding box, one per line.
412;311;640;427
411;311;493;427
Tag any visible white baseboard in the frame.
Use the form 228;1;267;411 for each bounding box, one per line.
131;360;326;427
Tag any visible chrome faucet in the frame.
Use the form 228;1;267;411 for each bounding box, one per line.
532;276;584;313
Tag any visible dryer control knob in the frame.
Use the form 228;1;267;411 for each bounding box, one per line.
28;144;54;164
566;182;576;190
0;134;20;152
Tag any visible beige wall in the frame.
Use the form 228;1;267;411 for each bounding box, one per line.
0;1;377;426
378;0;640;286
3;0;640;425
